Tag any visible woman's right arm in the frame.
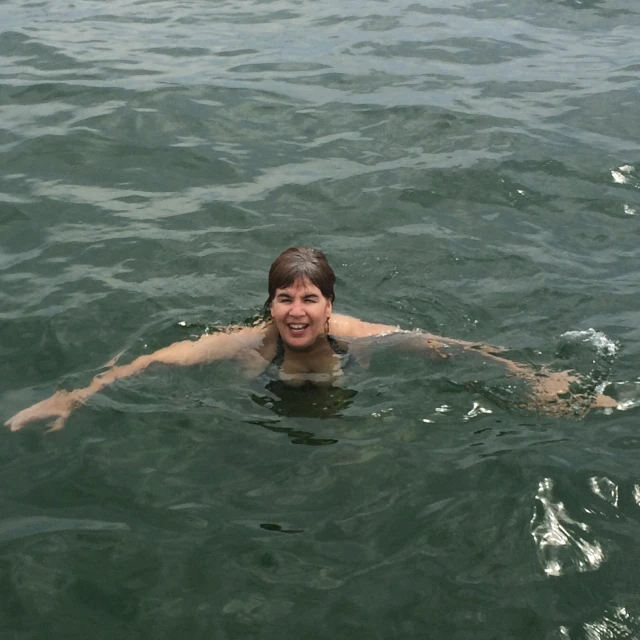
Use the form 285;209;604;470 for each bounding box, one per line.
4;327;265;432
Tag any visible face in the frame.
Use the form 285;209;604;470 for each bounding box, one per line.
270;277;333;350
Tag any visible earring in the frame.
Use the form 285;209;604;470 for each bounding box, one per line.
325;318;330;334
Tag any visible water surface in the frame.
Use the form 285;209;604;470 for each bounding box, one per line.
2;0;640;637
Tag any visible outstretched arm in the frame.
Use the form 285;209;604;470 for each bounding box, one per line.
329;314;617;414
410;335;618;412
4;328;264;432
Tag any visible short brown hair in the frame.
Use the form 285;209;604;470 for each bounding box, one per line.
264;247;336;314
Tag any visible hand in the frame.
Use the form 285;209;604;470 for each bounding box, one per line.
527;368;618;415
4;390;83;433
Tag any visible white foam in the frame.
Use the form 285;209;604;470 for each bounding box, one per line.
560;328;618;357
611;170;628;184
611;164;635;185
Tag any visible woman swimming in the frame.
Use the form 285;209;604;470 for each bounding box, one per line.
4;246;618;432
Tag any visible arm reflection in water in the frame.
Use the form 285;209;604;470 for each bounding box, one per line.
5;246;618;432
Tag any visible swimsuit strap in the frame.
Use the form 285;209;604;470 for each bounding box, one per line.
327;334;348;356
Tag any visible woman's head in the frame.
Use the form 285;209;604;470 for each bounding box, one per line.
265;247;336;350
265;246;336;312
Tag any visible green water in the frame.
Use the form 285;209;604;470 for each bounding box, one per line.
2;0;640;637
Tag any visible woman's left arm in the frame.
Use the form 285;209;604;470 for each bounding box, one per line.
329;313;507;362
328;314;618;413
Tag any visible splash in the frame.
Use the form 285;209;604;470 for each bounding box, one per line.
559;328;618;358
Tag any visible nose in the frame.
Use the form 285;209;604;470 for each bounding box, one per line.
289;299;305;317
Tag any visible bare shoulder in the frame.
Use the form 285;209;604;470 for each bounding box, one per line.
176;324;268;362
200;324;268;349
329;313;401;339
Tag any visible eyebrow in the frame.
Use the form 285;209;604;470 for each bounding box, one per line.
276;291;319;299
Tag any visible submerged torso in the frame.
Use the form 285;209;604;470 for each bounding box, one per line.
264;333;359;386
249;333;359;418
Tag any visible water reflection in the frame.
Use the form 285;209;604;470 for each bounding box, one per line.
558;603;640;639
588;476;618;508
583;606;640;639
531;477;605;577
246;417;339;446
246;380;358;445
259;523;304;534
532;473;640;581
250;379;357;420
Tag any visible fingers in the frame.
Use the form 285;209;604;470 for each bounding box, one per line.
4;414;26;432
45;416;67;433
4;397;72;433
5;412;68;433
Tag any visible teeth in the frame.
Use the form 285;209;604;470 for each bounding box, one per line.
289;324;306;329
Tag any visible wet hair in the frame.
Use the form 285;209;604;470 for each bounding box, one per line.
264;246;336;316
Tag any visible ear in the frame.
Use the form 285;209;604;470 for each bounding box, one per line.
326;299;333;316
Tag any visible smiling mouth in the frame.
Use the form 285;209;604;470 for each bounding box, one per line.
287;323;309;332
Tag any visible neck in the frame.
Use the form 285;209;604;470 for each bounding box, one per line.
281;333;332;358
